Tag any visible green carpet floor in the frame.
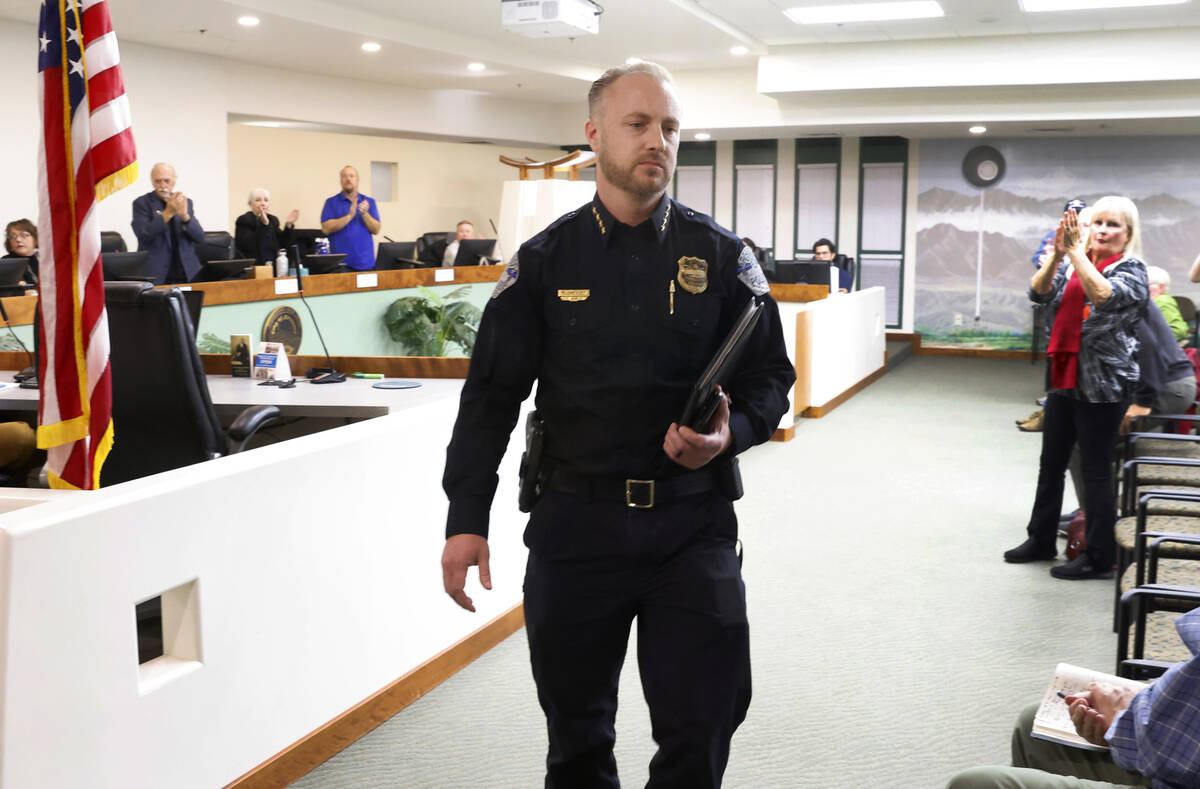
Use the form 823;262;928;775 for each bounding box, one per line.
292;356;1123;789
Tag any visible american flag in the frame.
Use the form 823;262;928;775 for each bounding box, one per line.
36;0;137;489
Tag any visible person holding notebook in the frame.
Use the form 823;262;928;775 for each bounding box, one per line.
439;61;793;788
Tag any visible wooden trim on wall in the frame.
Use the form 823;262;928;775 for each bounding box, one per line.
224;604;526;789
770;424;796;442
801;364;886;418
0;350;32;369
199;354;471;379
917;346;1043;361
793;311;813;416
889;332;1044;361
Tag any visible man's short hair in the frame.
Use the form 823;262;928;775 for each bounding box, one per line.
587;61;674;119
456;220;473;229
4;218;36;255
1147;265;1171;290
813;238;836;254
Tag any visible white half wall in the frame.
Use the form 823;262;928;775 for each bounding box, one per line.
0;387;532;789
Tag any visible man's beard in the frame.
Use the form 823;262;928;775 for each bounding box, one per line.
597;148;672;201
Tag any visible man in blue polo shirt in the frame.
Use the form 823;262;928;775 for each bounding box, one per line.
320;165;381;270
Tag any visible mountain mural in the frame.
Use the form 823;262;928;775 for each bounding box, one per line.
917;222;1038;285
918;186;1200;223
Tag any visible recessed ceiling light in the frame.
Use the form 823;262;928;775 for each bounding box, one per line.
784;1;944;24
730;45;749;56
361;42;381;53
694;132;712;141
237;15;260;27
969;125;987;134
467;62;486;72
1020;0;1184;11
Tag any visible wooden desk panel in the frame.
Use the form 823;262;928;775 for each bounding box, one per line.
769;284;829;303
181;264;504;306
0;266;506;328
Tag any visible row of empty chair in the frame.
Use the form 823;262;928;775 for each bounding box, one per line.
1111;412;1200;678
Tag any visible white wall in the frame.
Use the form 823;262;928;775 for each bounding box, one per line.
0;21;228;248
227;124;565;244
0;17;580;251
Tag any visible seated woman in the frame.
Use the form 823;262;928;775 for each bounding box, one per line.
3;219;39;283
234;188;298;265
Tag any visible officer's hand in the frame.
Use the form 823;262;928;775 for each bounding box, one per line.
441;534;491;612
663;387;732;470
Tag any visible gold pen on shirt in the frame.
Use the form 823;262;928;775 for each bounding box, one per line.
669;280;675;315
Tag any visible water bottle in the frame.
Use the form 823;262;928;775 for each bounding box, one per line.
275;249;288;277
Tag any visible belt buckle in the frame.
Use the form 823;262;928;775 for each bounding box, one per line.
625;479;655;509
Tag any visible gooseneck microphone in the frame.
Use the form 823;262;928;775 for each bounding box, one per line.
290;244;345;384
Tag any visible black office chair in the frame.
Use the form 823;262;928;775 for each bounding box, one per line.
415;231;454;267
197;231;235;264
100;231;127;253
100;282;280;486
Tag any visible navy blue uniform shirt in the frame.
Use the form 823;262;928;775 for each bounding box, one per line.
443;194;795;539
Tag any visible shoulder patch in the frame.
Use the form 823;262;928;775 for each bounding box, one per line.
492;253;519;299
736;245;769;296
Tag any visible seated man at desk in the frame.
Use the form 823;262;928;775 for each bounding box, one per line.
813;237;852;293
131;162;205;284
320;165;380;271
441;220;475;267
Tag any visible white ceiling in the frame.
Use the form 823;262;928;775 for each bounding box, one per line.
3;0;1199;137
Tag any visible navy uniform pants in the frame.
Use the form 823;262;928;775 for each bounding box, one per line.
523;489;751;789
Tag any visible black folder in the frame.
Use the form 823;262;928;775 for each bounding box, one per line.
678;297;764;432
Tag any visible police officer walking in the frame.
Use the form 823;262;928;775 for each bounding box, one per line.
441;61;795;788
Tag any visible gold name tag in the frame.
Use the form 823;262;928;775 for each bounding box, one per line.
557;289;590;302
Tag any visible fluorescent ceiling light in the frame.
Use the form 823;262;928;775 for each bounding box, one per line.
693;132;712;140
784;1;944;24
361;42;381;53
236;15;260;27
969;125;987;134
730;45;749;56
1020;0;1185;11
467;62;486;72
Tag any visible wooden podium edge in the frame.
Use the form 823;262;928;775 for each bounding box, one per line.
223;603;525;789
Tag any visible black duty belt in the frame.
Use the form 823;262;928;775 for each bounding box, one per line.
544;466;721;509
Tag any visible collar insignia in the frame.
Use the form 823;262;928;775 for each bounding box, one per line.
592;206;607;236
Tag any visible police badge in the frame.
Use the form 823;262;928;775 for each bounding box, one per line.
676;256;708;295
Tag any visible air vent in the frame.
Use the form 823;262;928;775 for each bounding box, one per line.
1029;126;1075;133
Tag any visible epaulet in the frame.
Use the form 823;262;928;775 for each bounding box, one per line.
517;202;588;252
672;199;732;234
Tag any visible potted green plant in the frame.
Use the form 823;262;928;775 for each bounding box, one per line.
383;285;482;356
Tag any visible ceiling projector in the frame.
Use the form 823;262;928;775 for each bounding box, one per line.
501;0;600;38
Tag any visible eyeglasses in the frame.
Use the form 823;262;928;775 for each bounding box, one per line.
6;231;32;242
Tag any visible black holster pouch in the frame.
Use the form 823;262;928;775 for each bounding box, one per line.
518;411;546;513
717;456;744;501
